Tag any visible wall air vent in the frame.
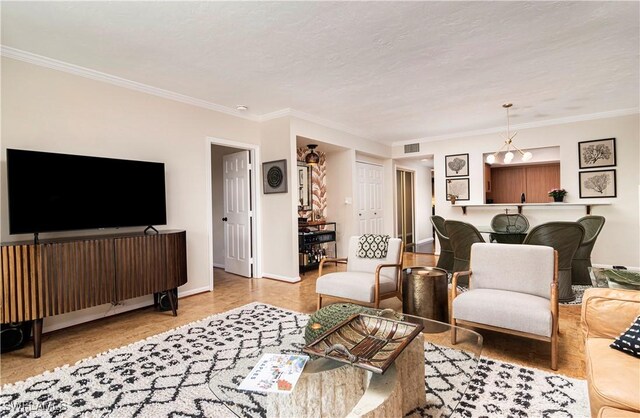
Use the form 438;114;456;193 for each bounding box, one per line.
404;143;420;153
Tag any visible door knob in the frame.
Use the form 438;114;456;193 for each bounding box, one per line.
222;217;228;222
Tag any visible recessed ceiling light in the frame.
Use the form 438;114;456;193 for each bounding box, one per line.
236;105;248;111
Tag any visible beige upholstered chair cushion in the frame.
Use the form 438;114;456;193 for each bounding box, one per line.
469;243;555;299
315;236;402;304
453;289;553;337
315;271;398;303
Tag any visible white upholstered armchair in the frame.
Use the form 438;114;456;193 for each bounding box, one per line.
450;243;559;369
316;236;404;309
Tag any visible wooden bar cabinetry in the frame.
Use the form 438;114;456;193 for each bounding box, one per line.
1;230;187;358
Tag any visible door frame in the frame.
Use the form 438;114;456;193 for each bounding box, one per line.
205;137;262;290
394;166;416;251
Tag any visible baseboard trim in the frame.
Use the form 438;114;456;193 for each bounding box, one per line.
179;286;211;297
417;238;434;244
41;286;210;333
261;273;301;283
42;297;154;333
212;263;225;269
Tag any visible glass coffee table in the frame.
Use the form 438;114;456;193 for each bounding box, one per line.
208;310;482;418
589;267;640;290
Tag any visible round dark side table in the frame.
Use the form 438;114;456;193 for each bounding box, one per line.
402;266;449;330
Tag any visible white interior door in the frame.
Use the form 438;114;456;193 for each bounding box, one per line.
356;162;384;235
223;151;252;277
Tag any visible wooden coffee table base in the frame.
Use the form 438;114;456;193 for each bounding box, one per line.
268;337;426;417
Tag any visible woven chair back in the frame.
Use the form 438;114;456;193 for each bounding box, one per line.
430;215;454;272
490;213;529;233
571;216;606;285
444;220;485;275
523;222;584;269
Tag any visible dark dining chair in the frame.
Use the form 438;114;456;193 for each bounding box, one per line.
430;215;454;273
490;213;529;244
444;220;485;287
523;222;585;302
571;216;606;285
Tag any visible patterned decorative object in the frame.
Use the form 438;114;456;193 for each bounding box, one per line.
304;303;374;344
0;302;590;418
610;316;640;358
304;313;423;373
357;234;390;259
297;147;327;220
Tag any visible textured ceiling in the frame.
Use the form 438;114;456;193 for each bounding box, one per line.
2;2;638;144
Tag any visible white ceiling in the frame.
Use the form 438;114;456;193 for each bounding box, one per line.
2;2;638;145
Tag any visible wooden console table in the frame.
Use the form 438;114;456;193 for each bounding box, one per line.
0;230;187;358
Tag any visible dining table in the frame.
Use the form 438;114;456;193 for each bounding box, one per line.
475;225;528;244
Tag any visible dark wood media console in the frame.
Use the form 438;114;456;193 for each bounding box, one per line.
0;230;187;358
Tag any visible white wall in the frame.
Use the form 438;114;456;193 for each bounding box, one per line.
1;57;261;331
259;117;299;281
392;114;640;267
326;148;356;257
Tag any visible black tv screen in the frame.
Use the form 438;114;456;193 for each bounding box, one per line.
7;149;167;234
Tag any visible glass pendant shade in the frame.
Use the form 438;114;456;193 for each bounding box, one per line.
486;154;496;164
305;144;320;165
504;151;514;163
522;151;533;162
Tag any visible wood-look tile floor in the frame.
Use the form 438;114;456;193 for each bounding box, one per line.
0;252;585;386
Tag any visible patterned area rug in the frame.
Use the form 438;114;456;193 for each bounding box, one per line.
564;285;591;306
0;303;589;417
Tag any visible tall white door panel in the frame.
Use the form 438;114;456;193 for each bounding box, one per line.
356;162;384;235
223;151;252;277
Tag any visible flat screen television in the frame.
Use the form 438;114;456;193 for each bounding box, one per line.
7;149;167;234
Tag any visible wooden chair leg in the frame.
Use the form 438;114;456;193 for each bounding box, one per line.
450;318;457;345
317;294;322;310
551;332;558;371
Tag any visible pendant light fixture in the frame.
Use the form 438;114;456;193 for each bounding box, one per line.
304;144;320;166
486;103;533;164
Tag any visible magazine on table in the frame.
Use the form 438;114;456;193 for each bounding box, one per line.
238;353;309;393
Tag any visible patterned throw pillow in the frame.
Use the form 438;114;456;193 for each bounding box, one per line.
610;315;640;358
357;234;390;259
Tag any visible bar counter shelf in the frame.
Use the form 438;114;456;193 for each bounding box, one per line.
454;202;611;215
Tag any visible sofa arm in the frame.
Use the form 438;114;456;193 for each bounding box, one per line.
581;288;640;340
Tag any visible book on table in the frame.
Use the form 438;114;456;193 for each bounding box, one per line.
238;353;309;393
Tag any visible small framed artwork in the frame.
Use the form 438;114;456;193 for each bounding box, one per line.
578;138;616;169
579;169;616;198
445;153;469;177
446;178;470;201
263;159;288;194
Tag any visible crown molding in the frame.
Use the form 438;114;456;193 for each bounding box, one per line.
261;108;388;145
258;108;294;121
1;46;381;142
1;46;261;122
392;107;640;147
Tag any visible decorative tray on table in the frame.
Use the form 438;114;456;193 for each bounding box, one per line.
590;267;640;290
302;313;424;374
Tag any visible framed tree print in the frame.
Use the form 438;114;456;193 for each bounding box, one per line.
445;153;469;177
578;138;616;169
446;178;470;201
579;169;616;198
